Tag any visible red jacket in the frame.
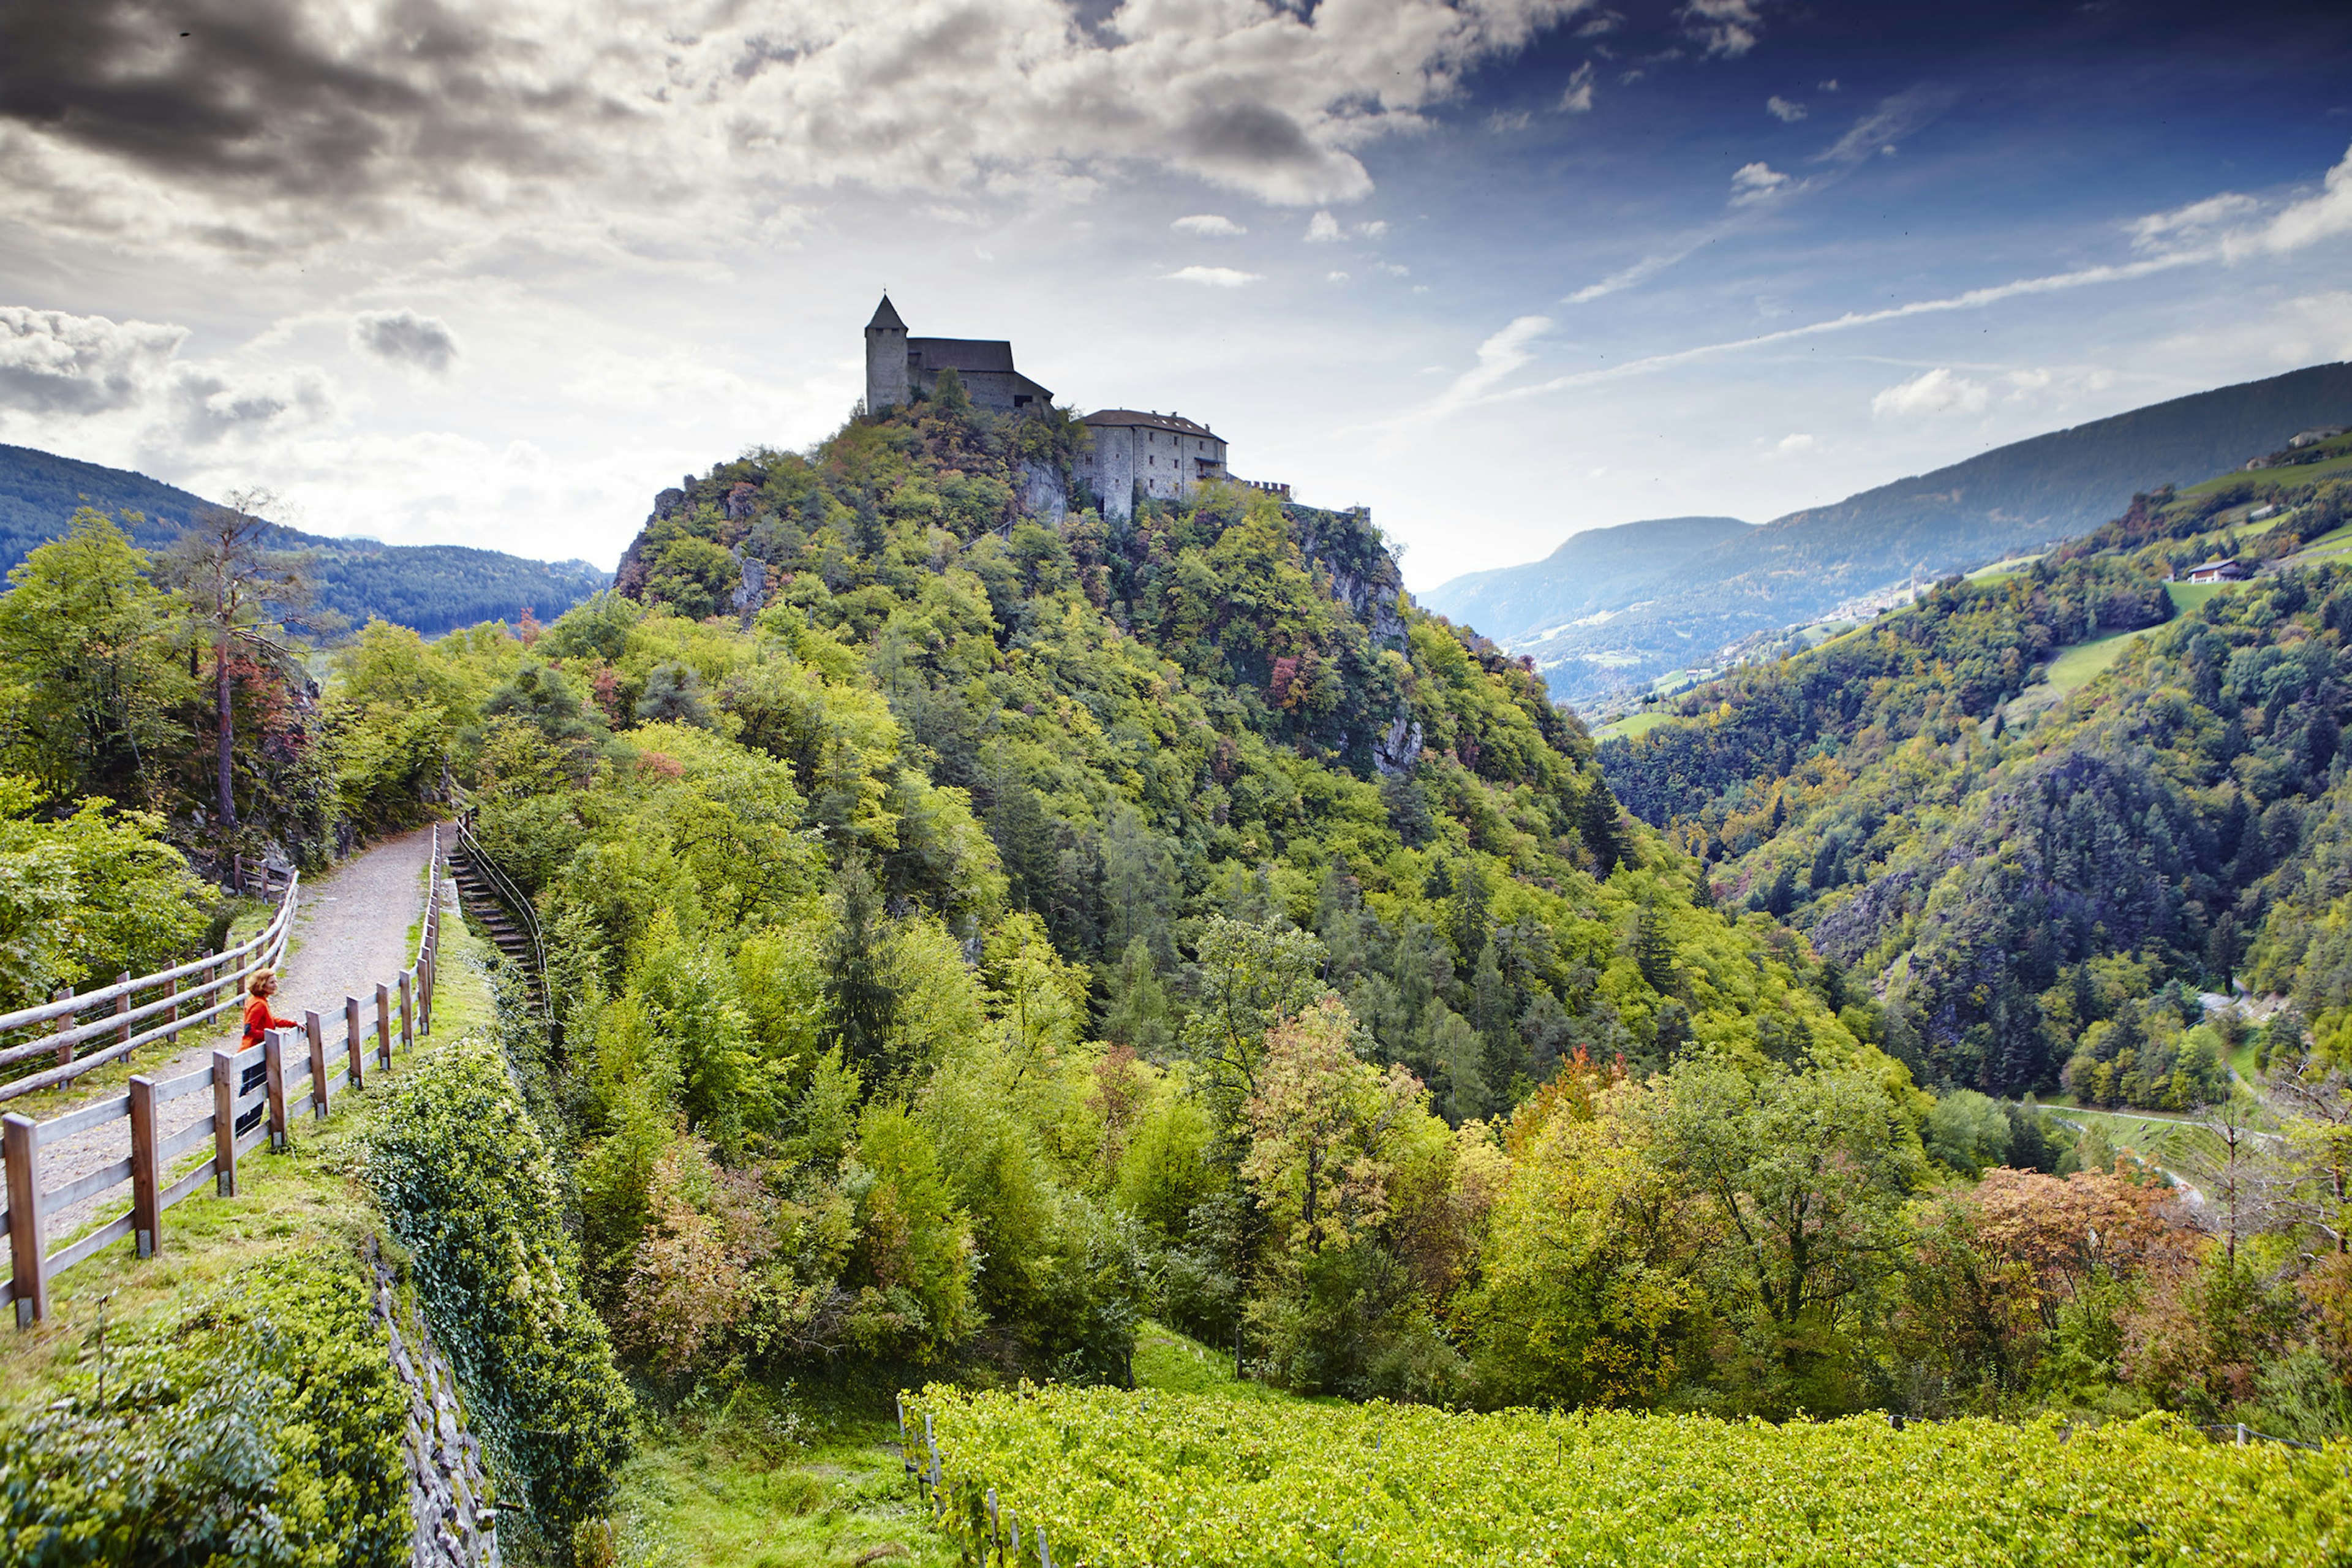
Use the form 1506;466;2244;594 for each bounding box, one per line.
242;995;296;1049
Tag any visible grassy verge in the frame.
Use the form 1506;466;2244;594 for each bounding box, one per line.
0;908;498;1406
614;1403;954;1568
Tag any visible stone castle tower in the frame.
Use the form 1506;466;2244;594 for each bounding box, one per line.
862;295;1050;417
864;296;910;413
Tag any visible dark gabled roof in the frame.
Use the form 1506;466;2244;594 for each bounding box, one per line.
867;295;906;331
909;337;1016;374
1084;409;1220;439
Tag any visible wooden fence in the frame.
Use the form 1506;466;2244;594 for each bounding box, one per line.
0;828;447;1327
0;867;301;1106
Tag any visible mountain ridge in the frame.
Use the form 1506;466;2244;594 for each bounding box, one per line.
0;442;609;637
1425;361;2352;707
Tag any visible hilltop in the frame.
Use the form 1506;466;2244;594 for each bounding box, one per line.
1427;361;2352;707
0;442;608;636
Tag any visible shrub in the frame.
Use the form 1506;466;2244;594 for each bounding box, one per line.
0;1248;406;1567
368;1036;633;1556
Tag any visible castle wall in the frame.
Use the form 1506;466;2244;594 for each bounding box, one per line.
1090;424;1137;519
1079;420;1227;519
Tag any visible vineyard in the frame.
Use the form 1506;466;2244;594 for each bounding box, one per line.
906;1385;2351;1567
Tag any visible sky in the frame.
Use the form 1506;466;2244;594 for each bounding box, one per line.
2;0;2350;592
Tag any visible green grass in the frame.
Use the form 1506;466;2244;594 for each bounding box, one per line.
612;1406;953;1568
1594;710;1675;743
2166;580;2233;616
2047;1106;2230;1174
1967;552;2044;582
2040;624;2157;701
1133;1319;1323;1405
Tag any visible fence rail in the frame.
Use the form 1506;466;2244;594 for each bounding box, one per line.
0;827;447;1327
0;870;302;1103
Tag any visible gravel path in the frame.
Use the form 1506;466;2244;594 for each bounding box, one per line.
12;826;447;1264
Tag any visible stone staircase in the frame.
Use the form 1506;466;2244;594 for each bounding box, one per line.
448;820;550;1021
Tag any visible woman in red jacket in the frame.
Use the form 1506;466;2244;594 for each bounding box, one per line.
242;970;297;1048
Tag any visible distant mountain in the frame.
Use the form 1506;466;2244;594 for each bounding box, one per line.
0;443;609;637
1422;515;1752;644
1445;361;2352;708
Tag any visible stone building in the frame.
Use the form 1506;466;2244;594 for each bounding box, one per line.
864;295;1054;417
1076;410;1233;519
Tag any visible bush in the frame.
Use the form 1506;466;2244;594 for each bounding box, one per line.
368;1036;634;1557
0;1248;407;1567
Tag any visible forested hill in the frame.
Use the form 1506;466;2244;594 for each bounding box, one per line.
0;442;608;635
1597;429;2352;1102
606;381;1882;1097
1441;361;2352;706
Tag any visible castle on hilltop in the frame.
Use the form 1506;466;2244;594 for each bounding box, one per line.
862;295;1293;521
863;296;1053;417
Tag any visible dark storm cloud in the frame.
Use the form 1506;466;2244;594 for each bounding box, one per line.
352;309;460;375
1179;101;1333;188
0;0;582;200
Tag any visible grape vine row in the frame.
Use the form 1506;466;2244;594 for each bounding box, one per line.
905;1384;2350;1566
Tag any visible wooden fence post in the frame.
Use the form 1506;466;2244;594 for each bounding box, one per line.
51;987;72;1069
345;996;364;1090
263;1029;288;1152
212;1048;237;1196
114;973;132;1050
232;853;244;895
398;971;414;1052
4;1112;43;1327
304;1011;329;1118
166;973;181;1039
129;1075;160;1258
375;984;392;1070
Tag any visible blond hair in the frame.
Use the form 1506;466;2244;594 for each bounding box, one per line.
247;969;278;1000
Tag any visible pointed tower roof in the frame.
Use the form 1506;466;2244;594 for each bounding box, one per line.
867;295;906;332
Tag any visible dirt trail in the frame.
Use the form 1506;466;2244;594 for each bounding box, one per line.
11;826;447;1261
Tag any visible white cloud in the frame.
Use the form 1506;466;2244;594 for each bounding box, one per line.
0;306;186;414
1427;314;1553;415
1172;213;1247;236
1560;61;1596;113
1487;109;1532;133
1871;368;1990;418
1306;210;1345;242
1681;0;1763;58
1766;96;1807;123
1357;219;1389;239
2129;192;2260;252
1327;270;1351;282
2233;141;2352;258
1163;265;1262;287
1373;262;1411;277
1728;162;1790;206
0;303;335;450
1818;88;1954;167
351;309;459;377
1770;432;1815;456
